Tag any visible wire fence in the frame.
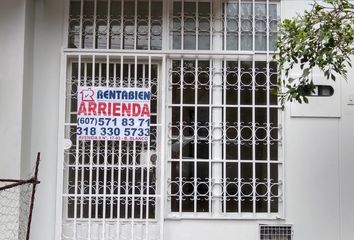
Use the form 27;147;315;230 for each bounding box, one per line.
0;153;41;240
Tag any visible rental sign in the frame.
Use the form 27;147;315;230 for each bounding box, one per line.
77;87;150;141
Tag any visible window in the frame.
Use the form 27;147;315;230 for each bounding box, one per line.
68;0;163;50
167;59;281;217
167;0;282;218
61;0;283;239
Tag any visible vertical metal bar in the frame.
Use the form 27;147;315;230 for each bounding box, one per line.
130;56;138;240
237;59;241;214
179;58;184;216
101;56;110;239
196;0;199;50
208;59;212;216
209;1;213;50
279;1;286;219
181;0;184;50
80;140;84;219
252;57;256;216
148;0;152;50
93;0;97;49
238;0;241;51
125;63;130;221
139;63;145;221
25;153;41;240
110;60;115;222
160;55;167;240
134;0;138;50
223;1;227;51
252;0;255;52
266;0;271;216
78;55;85;224
94;57;100;223
86;60;93;240
120;0;124;49
193;59;198;213
79;0;84;48
222;59;227;215
116;55;124;239
107;0;111;49
145;56;152;240
163;0;169;50
110;143;115;222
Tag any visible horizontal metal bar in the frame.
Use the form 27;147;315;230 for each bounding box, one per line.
0;178;40;191
63;48;278;57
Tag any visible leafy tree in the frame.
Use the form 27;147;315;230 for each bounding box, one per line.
274;0;354;108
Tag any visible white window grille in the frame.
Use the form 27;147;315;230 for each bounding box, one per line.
59;0;283;239
260;225;293;240
68;0;163;50
61;54;165;240
170;0;279;51
167;58;281;218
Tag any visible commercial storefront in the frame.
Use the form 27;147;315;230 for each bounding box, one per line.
0;0;354;240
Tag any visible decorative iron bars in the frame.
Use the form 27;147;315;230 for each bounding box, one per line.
171;0;280;51
62;55;163;240
167;59;282;217
68;0;163;50
68;0;280;52
0;153;41;240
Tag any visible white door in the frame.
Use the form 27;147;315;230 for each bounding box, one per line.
60;55;165;240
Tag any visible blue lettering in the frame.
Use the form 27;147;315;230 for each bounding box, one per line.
97;90;104;99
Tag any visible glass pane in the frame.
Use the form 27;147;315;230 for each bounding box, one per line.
173;2;182;49
110;1;122;49
184;2;197;50
151;1;163;50
255;3;267;51
137;2;149;50
123;1;135;49
240;3;253;50
96;0;108;49
226;3;239;50
269;4;279;51
68;1;81;48
83;0;94;49
198;2;211;50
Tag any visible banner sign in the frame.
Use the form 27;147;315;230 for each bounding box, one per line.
77;87;150;141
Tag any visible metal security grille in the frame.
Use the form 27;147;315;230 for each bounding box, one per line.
167;58;282;218
68;0;163;50
61;54;165;240
60;0;284;239
171;0;280;51
260;225;293;240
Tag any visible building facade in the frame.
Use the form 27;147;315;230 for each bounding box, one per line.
0;0;354;240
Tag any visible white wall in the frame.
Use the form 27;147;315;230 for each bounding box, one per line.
0;0;26;179
338;57;354;240
30;0;64;239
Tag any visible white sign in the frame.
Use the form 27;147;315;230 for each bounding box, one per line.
77;87;151;141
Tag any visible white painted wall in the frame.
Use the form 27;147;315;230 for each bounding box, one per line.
0;0;353;240
338;57;354;240
29;1;64;240
0;0;26;179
